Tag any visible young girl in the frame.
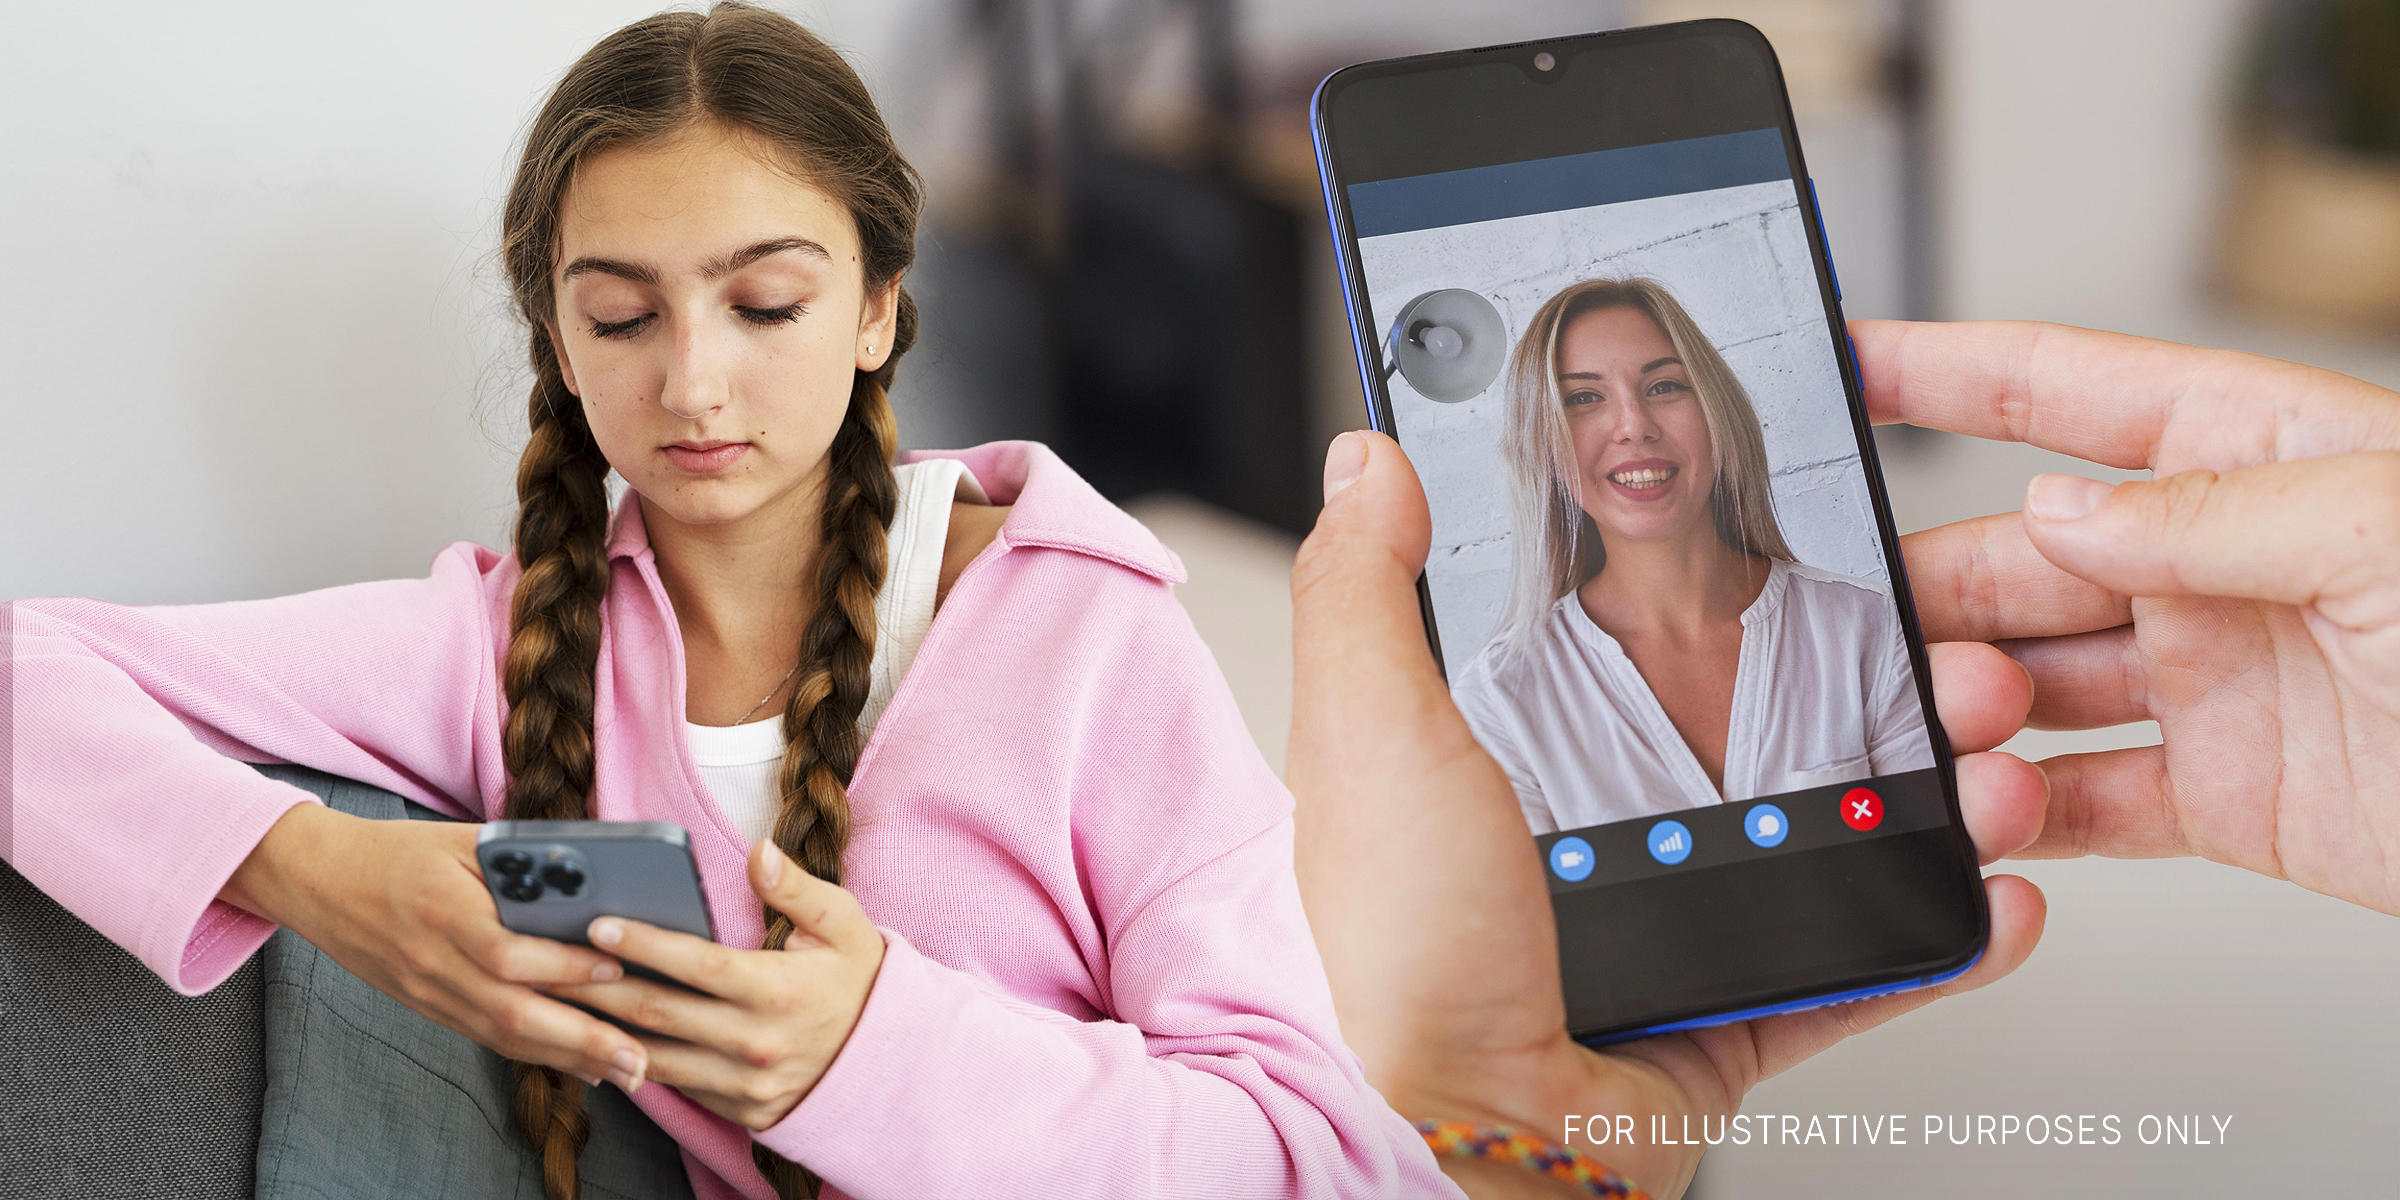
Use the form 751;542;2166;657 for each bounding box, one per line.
4;6;1459;1199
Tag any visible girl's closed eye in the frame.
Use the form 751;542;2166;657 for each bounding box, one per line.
589;313;652;339
736;301;805;326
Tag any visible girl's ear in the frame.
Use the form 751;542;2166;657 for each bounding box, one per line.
546;321;583;397
856;276;901;373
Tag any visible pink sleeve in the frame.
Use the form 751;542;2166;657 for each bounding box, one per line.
762;826;1460;1200
754;566;1461;1200
4;541;506;995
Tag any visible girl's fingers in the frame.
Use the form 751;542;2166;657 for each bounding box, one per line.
547;973;741;1056
458;921;626;987
748;840;878;956
438;953;645;1085
583;915;754;1002
636;1037;790;1130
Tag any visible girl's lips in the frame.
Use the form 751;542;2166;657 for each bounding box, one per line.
663;443;749;473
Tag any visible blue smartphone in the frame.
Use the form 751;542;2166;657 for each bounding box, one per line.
1310;20;1986;1043
477;820;716;1003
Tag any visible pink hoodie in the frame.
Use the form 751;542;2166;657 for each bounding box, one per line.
5;441;1462;1200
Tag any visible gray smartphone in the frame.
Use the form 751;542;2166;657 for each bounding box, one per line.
476;820;717;999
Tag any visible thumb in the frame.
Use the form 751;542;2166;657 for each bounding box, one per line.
2021;453;2400;618
1289;431;1447;799
749;839;868;951
1290;430;1437;679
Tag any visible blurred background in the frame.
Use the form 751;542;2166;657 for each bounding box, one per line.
8;1;2400;1195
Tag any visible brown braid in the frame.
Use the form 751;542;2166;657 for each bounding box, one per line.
743;336;908;1199
493;4;924;1198
498;326;612;1199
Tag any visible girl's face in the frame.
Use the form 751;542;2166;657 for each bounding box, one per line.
549;121;896;532
1557;303;1718;547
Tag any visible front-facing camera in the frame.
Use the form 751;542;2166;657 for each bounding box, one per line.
1533;51;1556;71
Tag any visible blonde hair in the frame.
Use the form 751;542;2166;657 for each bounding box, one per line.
1495;278;1792;651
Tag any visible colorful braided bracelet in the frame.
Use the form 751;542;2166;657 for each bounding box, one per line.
1413;1119;1654;1200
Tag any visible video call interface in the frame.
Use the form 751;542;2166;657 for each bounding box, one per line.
1348;128;1947;893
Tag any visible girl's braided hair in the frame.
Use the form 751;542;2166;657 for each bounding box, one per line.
495;4;919;1196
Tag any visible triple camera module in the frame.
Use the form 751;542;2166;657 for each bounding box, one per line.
488;847;586;903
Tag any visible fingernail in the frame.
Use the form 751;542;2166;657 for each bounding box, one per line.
2026;473;2114;522
609;1050;646;1092
759;839;784;888
590;960;621;983
590;918;623;947
1323;431;1367;502
571;1070;600;1086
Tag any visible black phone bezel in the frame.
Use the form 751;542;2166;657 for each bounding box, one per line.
1308;19;1989;1042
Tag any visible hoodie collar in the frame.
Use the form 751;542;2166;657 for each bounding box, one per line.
604;440;1184;584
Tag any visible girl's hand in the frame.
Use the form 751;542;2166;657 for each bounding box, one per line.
218;804;650;1087
548;839;885;1130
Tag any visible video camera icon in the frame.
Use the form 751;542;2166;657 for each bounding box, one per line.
1549;836;1596;883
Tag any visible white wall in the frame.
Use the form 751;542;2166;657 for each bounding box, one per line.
0;0;928;607
1359;181;1886;662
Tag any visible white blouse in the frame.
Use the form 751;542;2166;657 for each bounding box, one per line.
1451;558;1934;835
682;458;989;847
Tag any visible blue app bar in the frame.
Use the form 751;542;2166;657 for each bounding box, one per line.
1344;127;1790;238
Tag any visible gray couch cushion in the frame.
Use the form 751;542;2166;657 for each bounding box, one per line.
0;858;262;1199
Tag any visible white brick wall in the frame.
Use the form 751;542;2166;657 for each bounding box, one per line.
1355;180;1887;663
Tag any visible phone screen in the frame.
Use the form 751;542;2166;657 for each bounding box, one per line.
1314;21;1984;1040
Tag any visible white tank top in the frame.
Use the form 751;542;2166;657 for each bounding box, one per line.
682;458;987;847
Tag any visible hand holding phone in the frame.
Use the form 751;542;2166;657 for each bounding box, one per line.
536;837;889;1131
219;803;653;1088
1290;427;2050;1196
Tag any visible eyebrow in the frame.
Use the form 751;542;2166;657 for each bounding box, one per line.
1557;356;1683;381
560;236;833;286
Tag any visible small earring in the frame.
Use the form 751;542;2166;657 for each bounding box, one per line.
866;344;876;355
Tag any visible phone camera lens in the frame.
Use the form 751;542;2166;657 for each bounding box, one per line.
493;850;533;876
540;862;585;896
499;874;543;903
1533;51;1556;72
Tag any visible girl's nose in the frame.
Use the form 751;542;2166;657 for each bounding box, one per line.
658;322;727;419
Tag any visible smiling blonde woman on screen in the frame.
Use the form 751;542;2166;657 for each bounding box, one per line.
1450;278;1933;836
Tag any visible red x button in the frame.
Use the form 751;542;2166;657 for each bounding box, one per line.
1840;787;1884;832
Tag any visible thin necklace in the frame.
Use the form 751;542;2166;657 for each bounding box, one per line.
733;658;803;726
